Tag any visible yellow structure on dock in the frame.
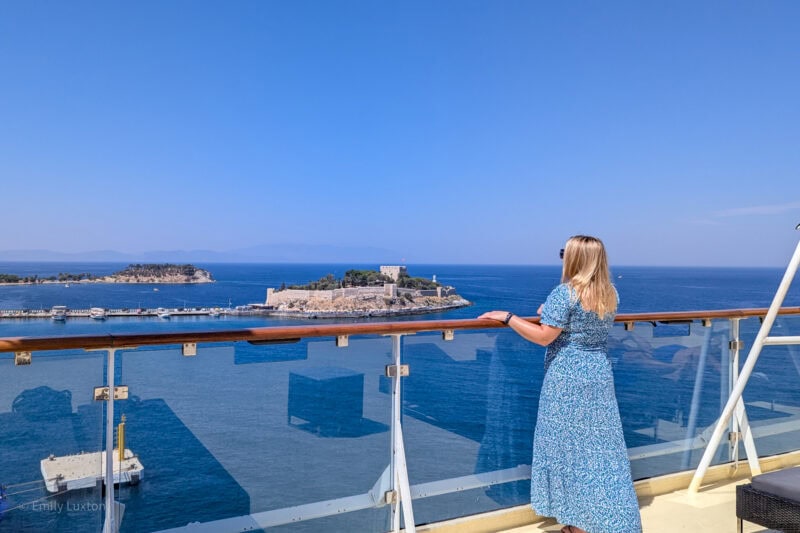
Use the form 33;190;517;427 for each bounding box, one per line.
40;416;143;494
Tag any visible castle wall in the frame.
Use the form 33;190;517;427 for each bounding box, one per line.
266;282;453;307
268;285;395;306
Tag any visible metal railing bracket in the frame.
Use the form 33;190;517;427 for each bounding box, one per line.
14;351;31;365
336;335;349;347
442;330;454;341
385;364;409;378
182;342;197;356
93;385;129;401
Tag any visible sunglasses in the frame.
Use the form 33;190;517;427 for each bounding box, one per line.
559;248;565;260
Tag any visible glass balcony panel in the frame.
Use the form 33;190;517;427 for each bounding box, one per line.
0;349;106;532
117;336;392;532
738;315;800;459
402;329;544;525
611;320;731;478
402;320;736;526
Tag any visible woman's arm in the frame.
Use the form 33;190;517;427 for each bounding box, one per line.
477;310;562;346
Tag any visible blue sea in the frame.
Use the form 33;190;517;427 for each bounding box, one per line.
1;262;799;532
1;262;798;336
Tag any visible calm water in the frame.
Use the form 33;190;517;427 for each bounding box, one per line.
1;262;798;337
1;262;799;532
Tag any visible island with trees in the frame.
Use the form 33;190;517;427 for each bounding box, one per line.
264;266;470;318
0;264;214;285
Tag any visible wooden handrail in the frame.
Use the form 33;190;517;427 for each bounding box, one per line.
1;307;800;353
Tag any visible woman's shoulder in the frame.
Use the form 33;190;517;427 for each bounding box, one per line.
548;283;574;301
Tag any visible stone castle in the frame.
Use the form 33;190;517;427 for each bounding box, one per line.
265;266;455;307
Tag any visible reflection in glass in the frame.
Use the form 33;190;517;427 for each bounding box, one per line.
115;337;392;532
0;350;105;531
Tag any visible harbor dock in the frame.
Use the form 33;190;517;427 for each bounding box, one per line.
41;449;144;493
0;306;272;319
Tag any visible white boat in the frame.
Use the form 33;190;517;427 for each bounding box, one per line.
51;305;67;321
156;308;171;319
208;308;221;317
89;307;106;320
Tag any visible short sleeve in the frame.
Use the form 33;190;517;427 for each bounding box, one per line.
540;283;573;329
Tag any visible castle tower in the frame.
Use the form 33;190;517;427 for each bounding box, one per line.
379;265;407;282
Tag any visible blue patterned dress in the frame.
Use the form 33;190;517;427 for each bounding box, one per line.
531;283;642;533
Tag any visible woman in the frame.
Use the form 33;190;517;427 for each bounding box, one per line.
479;235;641;533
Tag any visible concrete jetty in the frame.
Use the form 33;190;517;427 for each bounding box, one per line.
0;307;251;319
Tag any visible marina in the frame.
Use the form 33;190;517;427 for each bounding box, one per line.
0;306;246;319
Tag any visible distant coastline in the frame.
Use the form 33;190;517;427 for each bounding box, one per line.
0;263;214;285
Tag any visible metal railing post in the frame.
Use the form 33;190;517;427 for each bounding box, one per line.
728;318;740;463
388;334;415;533
103;348;117;533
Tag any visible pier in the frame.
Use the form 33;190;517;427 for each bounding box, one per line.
0;306;272;319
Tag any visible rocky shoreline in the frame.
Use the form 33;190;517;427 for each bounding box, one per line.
268;296;472;319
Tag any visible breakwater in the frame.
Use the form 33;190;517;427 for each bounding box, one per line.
0;307;259;319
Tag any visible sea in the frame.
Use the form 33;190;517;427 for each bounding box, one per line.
1;262;798;336
1;262;799;532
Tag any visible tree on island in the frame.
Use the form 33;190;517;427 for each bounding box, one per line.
115;264;203;277
396;272;439;290
284;269;441;291
289;273;340;291
342;269;393;287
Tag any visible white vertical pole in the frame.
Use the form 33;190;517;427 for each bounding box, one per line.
104;348;117;533
728;319;740;463
725;318;760;474
389;334;415;533
389;334;399;532
689;236;800;493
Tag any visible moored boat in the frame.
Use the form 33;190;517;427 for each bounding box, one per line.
50;305;67;321
89;307;106;320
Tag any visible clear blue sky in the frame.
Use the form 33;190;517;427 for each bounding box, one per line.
1;1;798;266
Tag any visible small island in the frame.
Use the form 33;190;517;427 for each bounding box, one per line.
100;264;214;284
0;263;214;285
264;266;470;318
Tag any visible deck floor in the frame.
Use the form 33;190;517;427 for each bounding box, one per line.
501;477;778;533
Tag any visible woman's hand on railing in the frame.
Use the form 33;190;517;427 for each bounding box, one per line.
478;311;509;322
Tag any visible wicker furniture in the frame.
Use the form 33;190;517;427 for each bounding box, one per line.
736;466;800;533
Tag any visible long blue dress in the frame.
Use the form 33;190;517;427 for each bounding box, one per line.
530;283;642;533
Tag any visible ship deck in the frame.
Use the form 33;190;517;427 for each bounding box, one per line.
503;478;770;533
417;451;800;533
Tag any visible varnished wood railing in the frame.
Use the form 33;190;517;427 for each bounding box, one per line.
1;307;800;353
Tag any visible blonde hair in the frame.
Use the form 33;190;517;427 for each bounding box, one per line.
561;235;617;318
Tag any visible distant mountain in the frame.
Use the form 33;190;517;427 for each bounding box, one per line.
0;249;136;262
0;243;403;263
